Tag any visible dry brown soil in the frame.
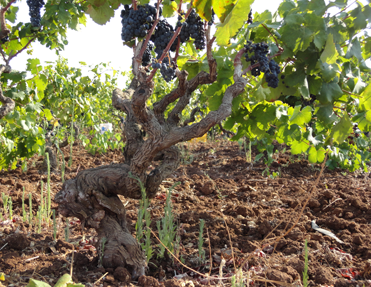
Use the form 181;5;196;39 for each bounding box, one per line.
0;139;371;287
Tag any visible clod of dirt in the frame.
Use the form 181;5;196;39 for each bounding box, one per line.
361;259;371;279
164;278;186;287
55;239;74;252
74;252;90;268
266;268;294;283
199;180;215;195
7;233;30;250
138;275;162;287
103;274;115;284
236;205;254;217
287;257;305;278
114;267;131;283
314;267;334;285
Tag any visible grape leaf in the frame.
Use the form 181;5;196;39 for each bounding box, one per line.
359;84;371;112
212;0;237;23
315;104;337;125
289;106;312;126
318;80;343;104
308;146;326;163
345;38;363;61
320;33;338;64
215;0;254;46
194;0;212;21
163;1;178;18
319;61;341;83
86;2;115;25
291;140;309;154
327;114;353;145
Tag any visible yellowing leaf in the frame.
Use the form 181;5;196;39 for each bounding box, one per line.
215;0;254;46
0;273;5;281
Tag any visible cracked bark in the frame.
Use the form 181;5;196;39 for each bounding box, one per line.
55;41;250;279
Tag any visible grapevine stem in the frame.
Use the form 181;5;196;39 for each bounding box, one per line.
342;89;363;98
261;23;279;47
132;0;137;11
147;5;193;82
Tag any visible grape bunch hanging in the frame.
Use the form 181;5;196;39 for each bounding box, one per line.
121;4;157;42
121;4;207;82
244;41;280;88
26;0;45;27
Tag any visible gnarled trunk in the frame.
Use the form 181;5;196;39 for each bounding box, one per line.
55;34;250;279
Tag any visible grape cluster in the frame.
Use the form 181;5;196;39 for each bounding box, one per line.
247;9;253;24
244;41;280;88
177;10;205;49
208;10;215;26
151;20;177;57
142;42;153;66
152;57;176;82
302;94;316;107
26;0;45;27
1;36;9;44
121;4;157;42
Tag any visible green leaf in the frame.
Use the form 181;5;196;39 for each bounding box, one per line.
27;59;41;75
194;0;212;21
359;84;371;112
212;0;237;23
299;77;309;99
345;38;363;61
26;102;43;113
163;1;178;18
291;140;309;154
289;106;312;126
43;109;53;121
26;278;51;287
318;80;343;104
86;2;115;25
315;104;337;125
319;61;341;82
5;88;25;100
327;114;353;145
54;274;73;287
215;0;254;46
320;33;338;64
308;146;326;163
6;6;19;23
278;0;296;18
252;85;271;102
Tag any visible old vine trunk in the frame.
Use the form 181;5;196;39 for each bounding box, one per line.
55;35;248;278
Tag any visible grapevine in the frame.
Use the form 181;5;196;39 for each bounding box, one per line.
26;0;45;27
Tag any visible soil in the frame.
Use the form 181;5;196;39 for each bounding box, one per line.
1;139;371;287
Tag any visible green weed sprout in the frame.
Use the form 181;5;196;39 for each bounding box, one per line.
28;193;32;227
198;219;205;264
8;198;12;220
53;209;57;241
157;182;180;258
129;173;153;263
22;187;26;222
56;143;66;183
37;206;42;233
